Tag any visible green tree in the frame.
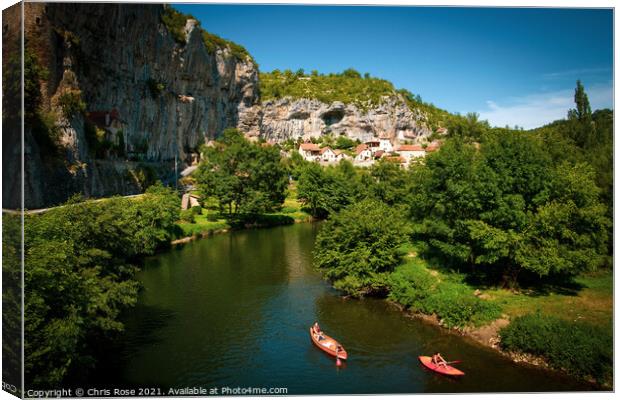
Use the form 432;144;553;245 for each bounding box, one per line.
367;159;412;207
410;131;609;286
297;160;364;218
195;129;288;217
313;199;409;296
568;80;592;122
24;184;179;386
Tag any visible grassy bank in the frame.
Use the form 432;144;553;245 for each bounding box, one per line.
391;243;612;386
174;186;312;240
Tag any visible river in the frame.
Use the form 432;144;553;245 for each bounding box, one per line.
92;223;593;394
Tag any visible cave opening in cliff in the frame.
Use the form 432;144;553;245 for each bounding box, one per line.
321;109;344;126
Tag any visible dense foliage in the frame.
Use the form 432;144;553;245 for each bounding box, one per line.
500;313;612;382
313;199;408;296
409;128;610;286
24;184;179;386
161;6;253;62
389;261;501;328
260;69;400;111
296;160;365;218
195;129;288;218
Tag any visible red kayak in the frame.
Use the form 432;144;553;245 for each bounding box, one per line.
310;327;348;360
419;356;465;376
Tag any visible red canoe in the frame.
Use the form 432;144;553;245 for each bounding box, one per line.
419;356;465;376
310;327;348;360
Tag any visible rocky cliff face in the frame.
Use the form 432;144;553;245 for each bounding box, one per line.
8;3;433;209
16;3;258;208
243;95;432;143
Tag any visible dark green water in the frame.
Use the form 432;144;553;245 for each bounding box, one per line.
94;223;594;394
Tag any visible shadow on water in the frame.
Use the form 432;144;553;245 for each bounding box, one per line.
81;304;176;387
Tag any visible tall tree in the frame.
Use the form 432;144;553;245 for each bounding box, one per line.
195;129;288;216
568;80;592;122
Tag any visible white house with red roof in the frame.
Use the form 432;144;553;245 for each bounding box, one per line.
333;149;347;161
298;143;322;161
320;147;337;162
354;143;373;162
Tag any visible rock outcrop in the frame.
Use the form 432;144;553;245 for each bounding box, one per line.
5;3;433;209
243;96;432;143
12;3;258;208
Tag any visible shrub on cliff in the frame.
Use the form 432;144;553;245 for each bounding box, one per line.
313;199;408;296
161;6;253;63
500;313;612;383
259;69;396;111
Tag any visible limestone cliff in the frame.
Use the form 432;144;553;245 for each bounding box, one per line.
15;3;258;208
6;3;435;209
243;95;432;143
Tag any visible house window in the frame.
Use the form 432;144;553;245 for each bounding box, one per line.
35;17;42;26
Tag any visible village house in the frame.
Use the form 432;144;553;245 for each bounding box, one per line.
298;143;322;162
426;141;441;153
395;144;426;163
365;139;381;154
354;143;373;162
333;149;347;162
385;155;407;167
320;146;337;162
378;138;393;153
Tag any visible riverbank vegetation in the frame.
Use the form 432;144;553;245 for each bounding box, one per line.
23;184;179;387
308;82;612;385
175;129;311;239
500;313;612;382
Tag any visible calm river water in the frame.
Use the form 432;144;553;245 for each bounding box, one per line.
92;223;594;394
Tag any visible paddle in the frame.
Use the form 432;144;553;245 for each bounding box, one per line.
445;360;462;365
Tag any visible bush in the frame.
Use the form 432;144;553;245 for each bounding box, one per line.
388;260;436;309
388;261;501;328
58;89;86;119
500;313;612;382
161;7;191;43
190;205;202;215
421;286;501;328
313;199;408;296
180;209;195;223
206;213;219;222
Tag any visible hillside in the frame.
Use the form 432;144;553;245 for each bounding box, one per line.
259;69;458;131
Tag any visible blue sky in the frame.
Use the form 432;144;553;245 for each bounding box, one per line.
175;5;613;129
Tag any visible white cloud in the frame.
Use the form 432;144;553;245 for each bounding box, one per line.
542;67;611;80
477;84;613;129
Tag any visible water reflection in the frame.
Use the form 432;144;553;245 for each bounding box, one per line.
92;223;594;393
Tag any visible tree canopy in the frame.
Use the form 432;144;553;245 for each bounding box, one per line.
195;129;288;217
313;199;408;296
24;184;179;386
